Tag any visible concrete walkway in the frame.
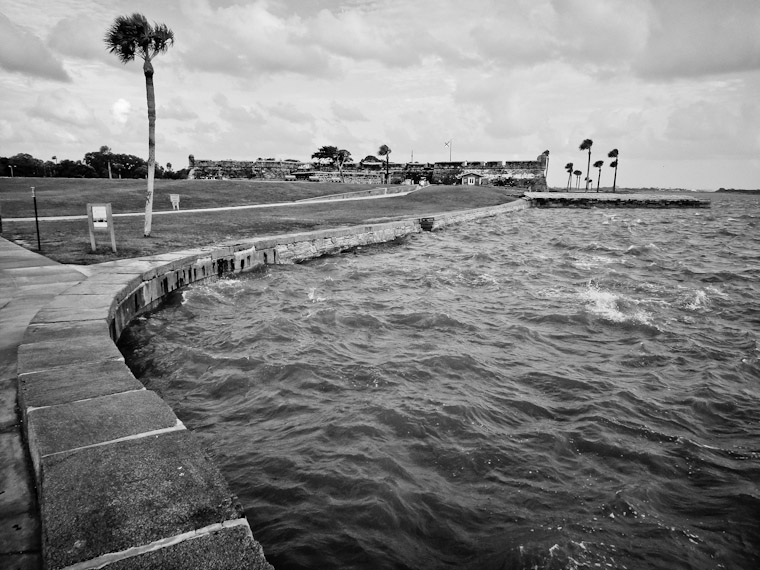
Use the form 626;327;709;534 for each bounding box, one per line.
0;237;87;570
3;186;419;223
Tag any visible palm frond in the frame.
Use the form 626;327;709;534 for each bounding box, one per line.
105;13;174;63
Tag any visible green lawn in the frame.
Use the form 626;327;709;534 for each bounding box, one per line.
1;178;521;264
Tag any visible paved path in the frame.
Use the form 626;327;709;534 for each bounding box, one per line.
3;188;418;223
0;237;87;570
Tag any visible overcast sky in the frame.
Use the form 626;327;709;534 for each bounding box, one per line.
1;0;759;189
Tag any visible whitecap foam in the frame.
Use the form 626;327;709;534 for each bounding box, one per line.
307;287;327;303
580;282;656;327
684;289;710;311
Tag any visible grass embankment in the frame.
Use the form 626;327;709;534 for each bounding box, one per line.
0;178;520;264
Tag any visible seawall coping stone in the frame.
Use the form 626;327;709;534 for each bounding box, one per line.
40;429;253;570
19;359;143;410
17;336;124;375
22;320;111;344
31;304;112;325
27;389;179;459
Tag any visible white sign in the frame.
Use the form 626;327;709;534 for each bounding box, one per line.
92;205;108;228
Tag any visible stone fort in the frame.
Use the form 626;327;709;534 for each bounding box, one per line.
188;154;548;189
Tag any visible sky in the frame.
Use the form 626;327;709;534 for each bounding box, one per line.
1;0;759;190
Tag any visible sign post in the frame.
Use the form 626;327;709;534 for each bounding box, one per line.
87;203;117;253
32;187;41;251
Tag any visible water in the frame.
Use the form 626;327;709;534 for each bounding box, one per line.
119;193;760;570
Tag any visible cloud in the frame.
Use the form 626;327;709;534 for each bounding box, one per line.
663;98;760;158
158;97;198;121
47;15;113;63
214;92;265;127
264;102;314;124
178;1;336;78
633;0;760;79
0;12;70;81
331;101;367;122
28;90;97;126
111;98;132;125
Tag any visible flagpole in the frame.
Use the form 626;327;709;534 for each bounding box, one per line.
444;139;453;161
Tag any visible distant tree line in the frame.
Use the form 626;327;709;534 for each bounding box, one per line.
1;147;188;180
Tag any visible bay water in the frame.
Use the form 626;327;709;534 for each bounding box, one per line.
119;193;760;569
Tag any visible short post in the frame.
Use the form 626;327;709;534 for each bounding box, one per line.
31;187;41;251
87;203;117;253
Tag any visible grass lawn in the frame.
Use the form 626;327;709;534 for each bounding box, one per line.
0;178;521;264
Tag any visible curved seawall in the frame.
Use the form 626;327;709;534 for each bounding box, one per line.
15;199;529;570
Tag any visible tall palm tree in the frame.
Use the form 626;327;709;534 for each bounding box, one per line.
378;144;392;184
105;13;174;237
593;160;604;192
579;139;593;190
573;169;582;190
608;149;619;192
565;162;574;191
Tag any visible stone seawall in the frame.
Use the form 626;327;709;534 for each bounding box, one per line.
15;199;529;570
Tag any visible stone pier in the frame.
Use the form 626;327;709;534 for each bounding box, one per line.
524;192;710;208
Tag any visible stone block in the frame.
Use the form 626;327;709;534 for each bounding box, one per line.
19;360;142;410
31;303;112;325
40;430;246;570
17;336;124;375
22;319;110;344
27;389;179;458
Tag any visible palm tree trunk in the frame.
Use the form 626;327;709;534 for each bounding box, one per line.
144;59;156;237
585;150;591;190
385;155;389;185
613;164;618;193
596;170;601;192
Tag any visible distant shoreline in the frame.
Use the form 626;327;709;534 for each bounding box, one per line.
715;188;760;194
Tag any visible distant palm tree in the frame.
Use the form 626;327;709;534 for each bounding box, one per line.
100;145;113;179
565;162;574;191
579;139;593;190
378;144;392;184
593;160;604;192
336;149;351;182
105;13;174;237
608;149;619;192
573;169;582;190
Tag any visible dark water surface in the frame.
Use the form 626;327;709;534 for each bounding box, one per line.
119;193;760;569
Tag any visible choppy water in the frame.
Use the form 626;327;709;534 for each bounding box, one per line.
119;193;760;570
